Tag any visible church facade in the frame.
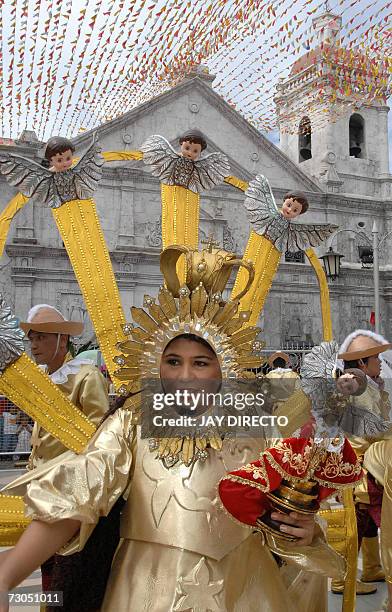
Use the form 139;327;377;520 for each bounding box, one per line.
0;11;391;355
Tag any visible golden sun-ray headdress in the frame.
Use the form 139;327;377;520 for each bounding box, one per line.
114;240;262;396
112;239;265;467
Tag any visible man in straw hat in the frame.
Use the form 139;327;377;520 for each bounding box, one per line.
331;329;392;598
20;304;109;468
18;304;114;610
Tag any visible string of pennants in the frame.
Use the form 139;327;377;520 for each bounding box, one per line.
0;0;390;141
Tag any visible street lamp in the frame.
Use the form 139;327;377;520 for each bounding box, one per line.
320;247;344;280
322;225;392;334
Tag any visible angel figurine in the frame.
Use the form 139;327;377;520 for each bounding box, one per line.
141;130;230;193
0;136;103;209
243;174;338;252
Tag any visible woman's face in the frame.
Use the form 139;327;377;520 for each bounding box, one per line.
160;337;221;397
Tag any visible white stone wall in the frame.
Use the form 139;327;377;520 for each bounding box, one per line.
0;76;391;351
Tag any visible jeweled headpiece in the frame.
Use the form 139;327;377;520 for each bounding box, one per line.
114;242;262;396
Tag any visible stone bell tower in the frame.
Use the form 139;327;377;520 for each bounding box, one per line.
275;6;390;197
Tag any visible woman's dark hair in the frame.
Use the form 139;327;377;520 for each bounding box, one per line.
179;129;207;151
163;333;215;354
272;357;287;369
100;333;217;424
283;191;309;214
45;136;75;161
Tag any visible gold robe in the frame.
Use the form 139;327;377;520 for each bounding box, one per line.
4;409;344;611
29;357;109;468
343;378;392;581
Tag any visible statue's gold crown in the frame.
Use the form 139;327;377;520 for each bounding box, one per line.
160;240;255;300
114;244;263;396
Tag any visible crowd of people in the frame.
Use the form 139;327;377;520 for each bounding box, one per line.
0;400;33;460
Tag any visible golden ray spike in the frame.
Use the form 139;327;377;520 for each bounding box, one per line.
116;340;143;355
222;312;251;335
212;301;239;326
178;286;191;321
114;367;140;380
236;342;254;354
158;286;178;319
158;437;172;457
195;437;207;450
209;436;223;451
128;380;142;393
236;356;263;368
144;295;170;326
203;300;221;321
229;326;260;346
182;437;195;465
121;354;140;367
169;437;183;456
190;283;208;317
130;328;150;342
130;307;160;333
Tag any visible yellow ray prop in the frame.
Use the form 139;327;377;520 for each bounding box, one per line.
161;184;199;283
0;494;29;546
0;193;29;258
0;354;96;452
305;248;333;342
52;199;127;387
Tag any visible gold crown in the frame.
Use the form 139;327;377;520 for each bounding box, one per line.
161;239;254;299
114;244;262;396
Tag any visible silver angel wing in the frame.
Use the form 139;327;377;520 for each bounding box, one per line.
301;341;338;405
243;175;280;234
286;222;338;252
189;152;230;192
0;152;55;203
301;341;390;438
141;134;180;180
71;139;104;200
0;295;25;373
331;403;390;438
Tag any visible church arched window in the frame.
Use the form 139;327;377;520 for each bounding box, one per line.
349;113;365;158
298;116;312;162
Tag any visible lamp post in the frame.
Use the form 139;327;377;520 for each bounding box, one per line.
372;222;380;333
321;226;392;334
320;247;344;280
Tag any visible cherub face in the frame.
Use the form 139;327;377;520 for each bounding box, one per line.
281;198;303;219
336;373;359;396
50;149;73;172
180;140;202;161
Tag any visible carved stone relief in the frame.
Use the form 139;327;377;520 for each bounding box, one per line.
281;300;314;348
55;291;94;346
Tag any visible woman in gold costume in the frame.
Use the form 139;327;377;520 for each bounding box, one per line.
0;245;344;612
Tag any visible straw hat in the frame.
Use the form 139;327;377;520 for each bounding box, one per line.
338;329;391;361
268;351;290;368
20;304;83;336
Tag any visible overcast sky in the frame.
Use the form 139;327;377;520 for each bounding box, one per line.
0;0;390;165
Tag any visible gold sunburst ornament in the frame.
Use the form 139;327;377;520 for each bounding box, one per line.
114;242;264;466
